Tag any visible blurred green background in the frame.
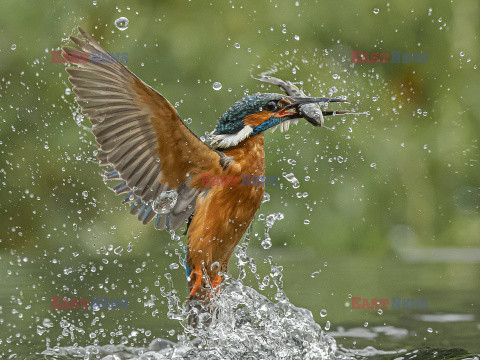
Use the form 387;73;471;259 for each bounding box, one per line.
0;0;479;357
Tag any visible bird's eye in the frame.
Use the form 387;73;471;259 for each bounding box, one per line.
265;101;278;112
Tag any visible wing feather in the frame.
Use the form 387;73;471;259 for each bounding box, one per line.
64;27;228;230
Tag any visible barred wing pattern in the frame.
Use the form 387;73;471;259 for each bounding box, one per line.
63;27;227;231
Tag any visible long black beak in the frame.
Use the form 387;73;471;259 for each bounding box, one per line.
284;96;349;126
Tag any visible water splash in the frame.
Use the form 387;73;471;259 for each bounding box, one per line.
42;279;337;359
41;226;337;359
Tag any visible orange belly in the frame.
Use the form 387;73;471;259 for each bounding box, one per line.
186;134;265;295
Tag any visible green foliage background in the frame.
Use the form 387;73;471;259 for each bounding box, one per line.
1;0;478;253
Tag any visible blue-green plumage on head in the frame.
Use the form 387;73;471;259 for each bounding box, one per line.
213;93;284;135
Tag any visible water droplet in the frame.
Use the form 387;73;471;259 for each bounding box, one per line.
213;82;222;91
234;43;240;49
114;246;123;255
261;238;272;249
325;320;331;330
320;309;327;317
153;190;178;214
373;8;379;14
169;263;179;270
294;35;300;41
377;308;383;315
427;327;433;333
114;17;129;31
262;192;270;203
266;214;276;227
311;270;321;278
282;172;300;188
304;219;310;225
11;44;16;50
65;88;71;95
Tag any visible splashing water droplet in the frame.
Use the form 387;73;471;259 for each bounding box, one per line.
65;88;71;95
11;44;17;50
320;309;327;317
114;17;129;31
266;214;276;227
213;82;222;90
283;172;300;188
234;43;240;49
373;8;379;14
261;237;272;249
153;190;178;214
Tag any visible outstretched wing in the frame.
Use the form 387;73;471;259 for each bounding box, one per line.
63;27;230;231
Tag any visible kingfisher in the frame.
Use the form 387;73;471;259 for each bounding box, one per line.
63;27;349;300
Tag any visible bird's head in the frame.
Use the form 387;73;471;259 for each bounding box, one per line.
210;92;345;149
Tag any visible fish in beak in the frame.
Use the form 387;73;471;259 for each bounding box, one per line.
259;76;349;127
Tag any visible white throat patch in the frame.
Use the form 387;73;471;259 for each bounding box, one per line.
210;125;254;148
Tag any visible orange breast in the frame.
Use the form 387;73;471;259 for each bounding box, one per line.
187;134;265;278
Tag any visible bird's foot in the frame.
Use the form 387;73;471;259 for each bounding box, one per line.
211;274;222;288
189;268;203;297
209;274;222;297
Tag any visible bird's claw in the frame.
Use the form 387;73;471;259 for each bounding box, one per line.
189;268;203;297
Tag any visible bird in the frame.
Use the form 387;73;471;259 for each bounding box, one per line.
62;27;348;300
